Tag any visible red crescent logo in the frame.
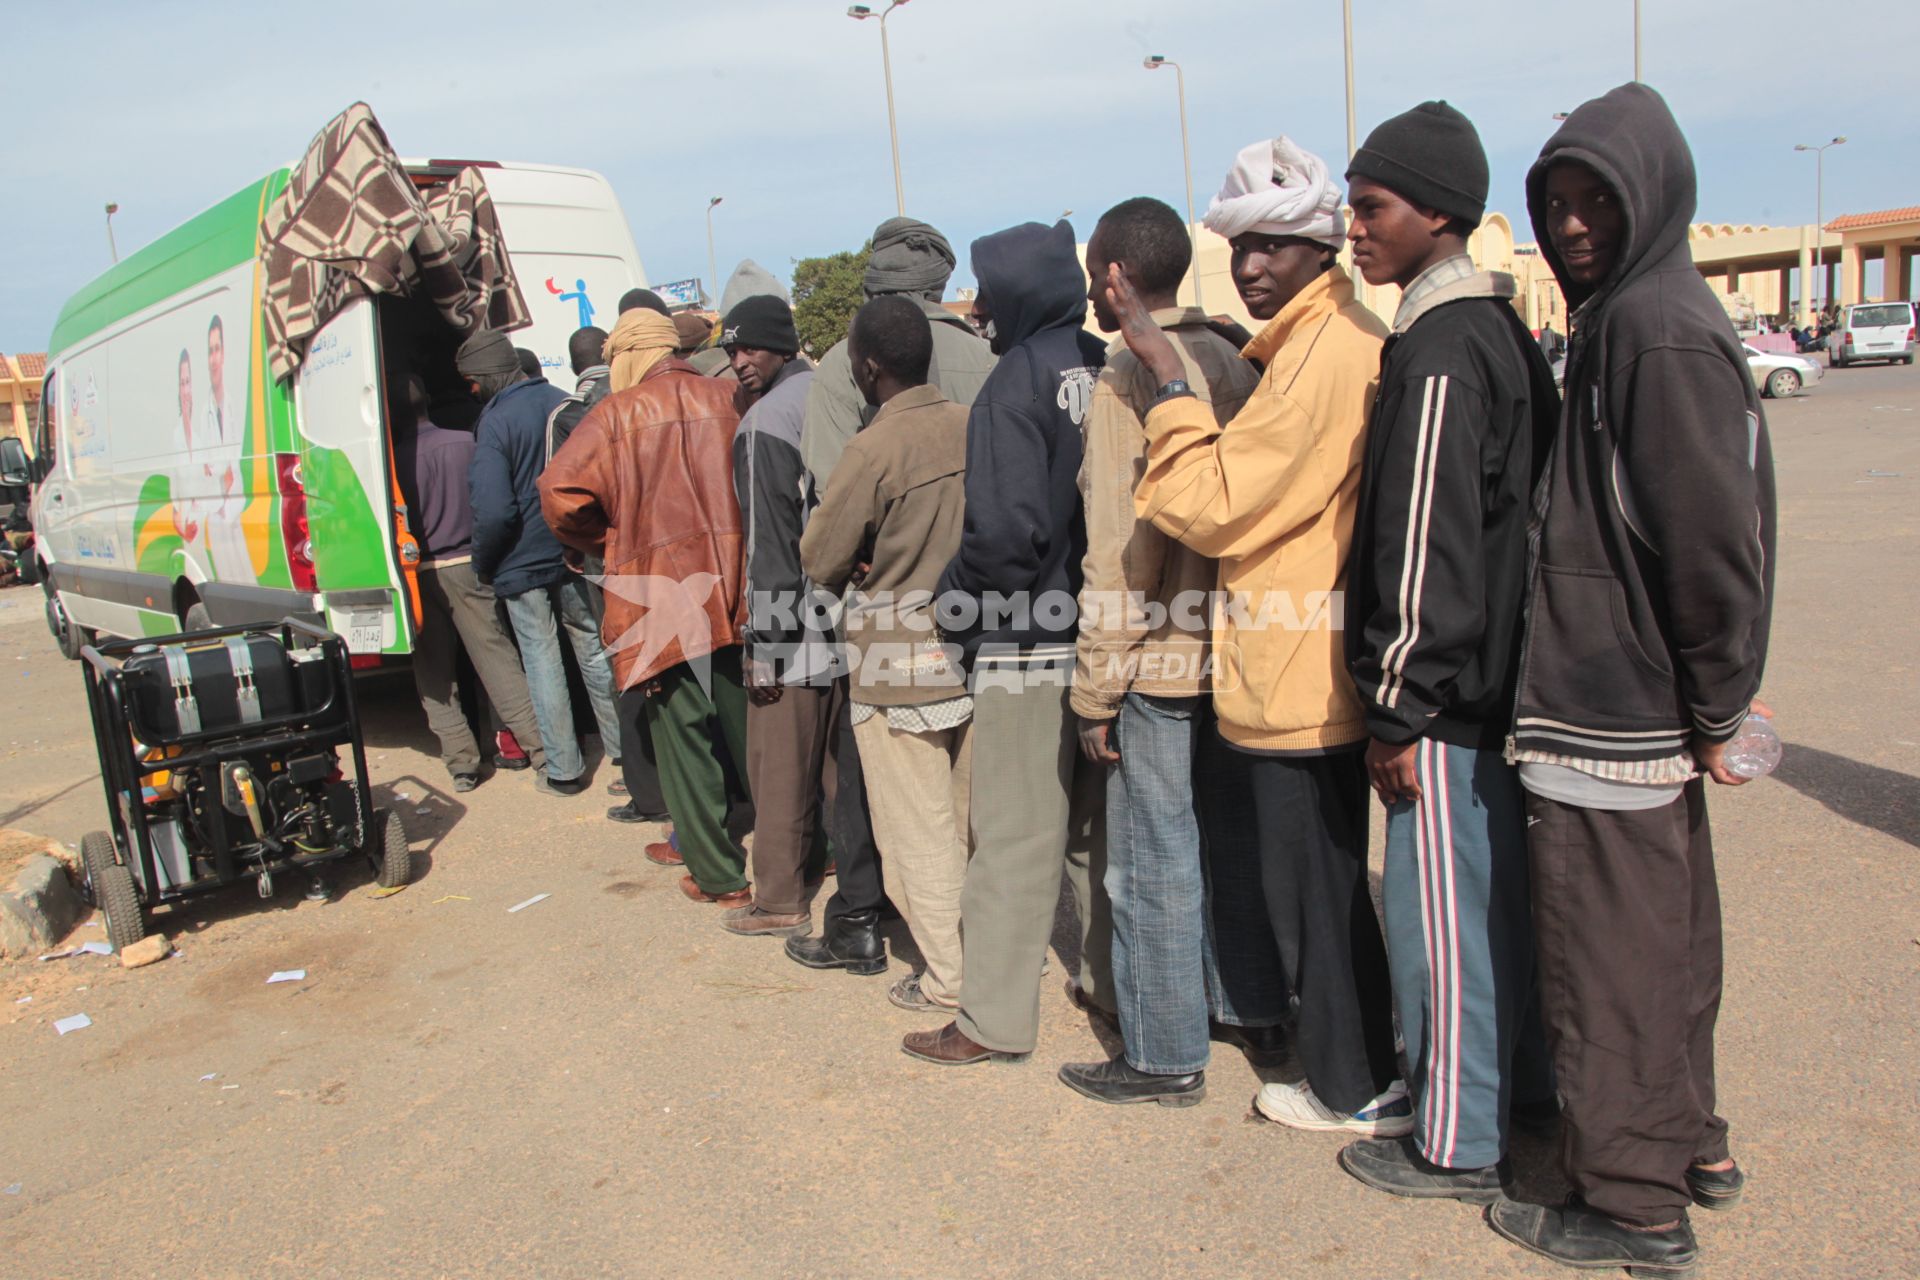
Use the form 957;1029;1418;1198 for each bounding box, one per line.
544;277;562;295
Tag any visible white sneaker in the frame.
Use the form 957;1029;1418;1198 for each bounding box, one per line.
1254;1079;1414;1137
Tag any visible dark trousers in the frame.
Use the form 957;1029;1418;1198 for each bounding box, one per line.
1526;778;1728;1226
616;686;666;816
1243;748;1399;1113
744;681;836;915
822;680;885;923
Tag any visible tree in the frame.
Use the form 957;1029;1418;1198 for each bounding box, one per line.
790;242;872;359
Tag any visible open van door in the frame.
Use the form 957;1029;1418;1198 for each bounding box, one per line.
293;298;417;655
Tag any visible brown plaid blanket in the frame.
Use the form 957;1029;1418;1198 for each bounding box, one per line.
261;102;530;382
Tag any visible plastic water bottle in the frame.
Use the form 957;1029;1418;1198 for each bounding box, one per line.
1724;712;1783;779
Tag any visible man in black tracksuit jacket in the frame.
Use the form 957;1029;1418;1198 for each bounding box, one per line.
1336;100;1562;1203
903;220;1109;1066
1486;84;1775;1276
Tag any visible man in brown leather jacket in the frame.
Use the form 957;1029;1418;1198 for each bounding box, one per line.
538;325;756;907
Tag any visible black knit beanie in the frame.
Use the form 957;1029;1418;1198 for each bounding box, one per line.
1346;101;1489;226
721;294;800;355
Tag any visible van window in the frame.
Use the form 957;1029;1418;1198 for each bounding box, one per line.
1850;303;1914;329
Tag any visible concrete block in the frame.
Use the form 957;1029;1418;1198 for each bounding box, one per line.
0;854;86;959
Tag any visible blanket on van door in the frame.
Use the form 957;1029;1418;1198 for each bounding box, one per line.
260;101;530;382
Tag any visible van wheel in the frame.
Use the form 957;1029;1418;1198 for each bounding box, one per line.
184;602;213;632
47;589;90;660
1765;368;1800;399
81;830;147;952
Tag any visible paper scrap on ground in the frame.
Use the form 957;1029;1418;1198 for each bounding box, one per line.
39;941;114;961
16;996;30;1004
199;1073;218;1082
507;893;550;914
431;895;471;904
367;884;407;899
54;1013;92;1035
266;970;306;984
3;1183;20;1195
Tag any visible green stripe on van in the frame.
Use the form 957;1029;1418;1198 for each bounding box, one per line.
48;171;290;355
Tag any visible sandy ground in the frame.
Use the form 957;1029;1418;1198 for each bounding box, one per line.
1;360;1917;1279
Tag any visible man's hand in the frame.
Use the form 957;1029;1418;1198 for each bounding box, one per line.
746;658;784;705
1104;263;1185;388
1692;737;1746;787
1365;737;1422;805
1078;716;1120;765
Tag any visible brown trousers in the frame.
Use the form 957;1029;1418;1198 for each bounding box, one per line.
1525;778;1730;1226
744;681;838;915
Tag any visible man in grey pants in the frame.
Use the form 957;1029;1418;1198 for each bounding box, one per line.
902;219;1108;1066
391;377;547;790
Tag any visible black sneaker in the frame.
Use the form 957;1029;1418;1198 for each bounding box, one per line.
538;773;588;796
1057;1054;1205;1108
606;801;669;824
1210;1019;1289;1067
1488;1197;1699;1277
1338;1137;1509;1205
452;774;480;794
1685;1160;1745;1210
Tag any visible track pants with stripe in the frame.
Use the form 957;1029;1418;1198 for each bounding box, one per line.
1384;739;1552;1170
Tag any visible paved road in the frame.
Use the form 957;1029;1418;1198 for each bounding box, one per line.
2;360;1917;1278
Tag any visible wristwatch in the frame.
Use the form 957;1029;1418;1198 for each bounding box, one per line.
1150;377;1193;408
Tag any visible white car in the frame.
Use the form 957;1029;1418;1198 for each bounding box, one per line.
1743;345;1822;398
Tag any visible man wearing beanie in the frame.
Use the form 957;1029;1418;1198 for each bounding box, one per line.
788;215;993;984
1336;99;1560;1203
1102;138;1404;1130
1488;84;1773;1277
722;294;843;933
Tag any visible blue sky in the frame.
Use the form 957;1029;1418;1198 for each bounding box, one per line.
4;0;1915;352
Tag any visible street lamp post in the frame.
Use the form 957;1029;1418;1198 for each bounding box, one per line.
1341;2;1363;307
1143;55;1204;314
105;202;120;264
705;196;724;308
1634;0;1642;81
847;1;911;216
1794;137;1846;319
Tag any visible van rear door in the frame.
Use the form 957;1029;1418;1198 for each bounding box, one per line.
292;298;415;654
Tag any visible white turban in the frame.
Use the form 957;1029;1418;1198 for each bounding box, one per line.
1202;136;1346;247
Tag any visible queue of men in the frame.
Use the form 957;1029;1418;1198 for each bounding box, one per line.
395;83;1772;1277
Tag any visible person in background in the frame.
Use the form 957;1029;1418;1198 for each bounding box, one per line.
539;305;754;903
674;312;715;363
392;374;549;793
901;219;1106;1067
515;348;543;380
724;294;840;934
1536;320;1567;363
1107;136;1406;1135
1338;100;1559;1203
1488;83;1774;1279
1057;195;1277;1109
789;215;995;984
462;328;624;797
800;295;972;1014
546;326;612;460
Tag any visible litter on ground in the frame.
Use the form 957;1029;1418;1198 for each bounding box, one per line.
266;970;307;984
54;1013;92;1035
507;893;550;913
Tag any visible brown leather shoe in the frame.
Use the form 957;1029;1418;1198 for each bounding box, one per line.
679;874;751;906
645;841;683;867
721;905;811;937
902;1020;1022;1066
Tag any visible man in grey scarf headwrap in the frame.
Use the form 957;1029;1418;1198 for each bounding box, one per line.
456;328;524;402
779;218;998;982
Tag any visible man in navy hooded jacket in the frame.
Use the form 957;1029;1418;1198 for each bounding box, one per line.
903;220;1108;1066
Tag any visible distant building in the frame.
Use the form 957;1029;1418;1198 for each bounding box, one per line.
1;353;45;449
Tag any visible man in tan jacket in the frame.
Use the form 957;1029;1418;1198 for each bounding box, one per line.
800;296;972;1015
1105;137;1407;1134
1058;197;1282;1108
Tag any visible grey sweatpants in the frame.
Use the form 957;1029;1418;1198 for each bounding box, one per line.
1384;739;1552;1169
412;560;547;776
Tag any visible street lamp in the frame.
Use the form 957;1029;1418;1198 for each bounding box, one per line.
105;202;120;264
1794;137;1846;319
705;196;724;308
1633;0;1642;81
1340;3;1363;307
1143;55;1204;314
847;1;911;216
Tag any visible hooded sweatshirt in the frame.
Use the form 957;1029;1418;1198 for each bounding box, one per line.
1511;83;1775;772
935;221;1107;666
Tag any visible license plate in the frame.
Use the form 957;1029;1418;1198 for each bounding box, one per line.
346;612;385;654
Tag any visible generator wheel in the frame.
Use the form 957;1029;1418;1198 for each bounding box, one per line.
369;808;412;889
80;829;147;952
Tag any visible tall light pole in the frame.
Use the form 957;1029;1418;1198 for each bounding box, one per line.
847;1;911;216
105;202;120;264
1341;2;1363;307
1144;55;1204;314
705;196;724;308
1633;0;1642;81
1794;137;1846;318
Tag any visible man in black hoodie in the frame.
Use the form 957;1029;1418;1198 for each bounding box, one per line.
1337;101;1559;1204
1487;84;1774;1277
902;220;1107;1066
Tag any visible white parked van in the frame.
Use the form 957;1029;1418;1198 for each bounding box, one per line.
29;159;645;659
1828;300;1916;367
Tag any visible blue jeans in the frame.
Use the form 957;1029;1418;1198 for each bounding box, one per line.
502;576;624;783
1105;693;1282;1074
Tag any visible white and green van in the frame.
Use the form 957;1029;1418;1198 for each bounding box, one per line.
29;160;646;658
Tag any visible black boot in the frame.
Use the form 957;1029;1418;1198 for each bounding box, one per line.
784;909;886;975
